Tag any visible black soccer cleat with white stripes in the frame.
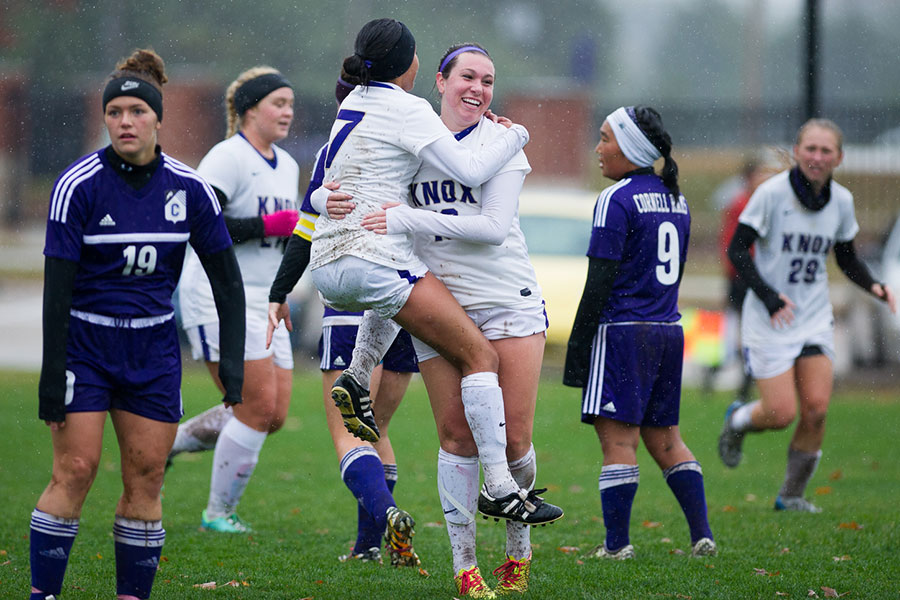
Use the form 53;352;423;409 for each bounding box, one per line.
478;486;564;526
331;371;380;442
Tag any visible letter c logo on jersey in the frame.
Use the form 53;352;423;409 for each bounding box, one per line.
164;189;187;224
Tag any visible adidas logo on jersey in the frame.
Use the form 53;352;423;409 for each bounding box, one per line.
334;356;346;367
121;80;139;91
136;556;159;568
99;214;116;227
601;401;617;413
39;546;68;560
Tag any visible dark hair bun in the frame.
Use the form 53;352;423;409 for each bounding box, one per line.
116;49;168;87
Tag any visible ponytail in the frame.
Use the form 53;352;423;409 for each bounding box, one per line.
633;105;679;197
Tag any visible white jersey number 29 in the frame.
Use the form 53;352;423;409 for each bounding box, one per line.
656;221;680;286
122;245;158;276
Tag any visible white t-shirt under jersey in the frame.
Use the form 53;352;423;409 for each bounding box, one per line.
309;81;528;272
179;134;299;328
739;169;859;347
399;117;541;311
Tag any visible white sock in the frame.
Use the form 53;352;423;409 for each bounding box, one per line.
506;445;536;558
206;418;267;518
732;401;758;432
460;372;518;497
346;311;400;390
438;448;480;574
172;404;233;455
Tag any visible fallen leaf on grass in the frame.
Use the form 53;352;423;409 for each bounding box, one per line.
0;550;6;556
569;484;584;494
838;522;863;530
776;592;789;596
1;560;10;566
721;505;737;512
423;522;444;528
829;469;842;481
418;567;430;577
225;580;241;587
557;546;580;554
669;548;685;555
745;494;757;502
808;590;818;597
780;548;791;554
832;555;851;562
752;568;780;577
95;553;103;559
160;555;169;562
642;520;662;529
661;537;672;544
576;559;584;565
821;586;844;598
815;486;832;496
291;507;301;515
193;581;216;589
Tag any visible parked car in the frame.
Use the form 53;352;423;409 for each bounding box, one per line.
518;185;596;344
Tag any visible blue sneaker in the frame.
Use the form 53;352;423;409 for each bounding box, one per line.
718;400;746;468
774;495;822;513
201;509;252;533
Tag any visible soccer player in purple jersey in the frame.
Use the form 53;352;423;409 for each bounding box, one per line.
564;106;716;560
30;49;244;600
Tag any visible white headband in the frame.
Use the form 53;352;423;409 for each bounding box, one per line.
605;107;661;168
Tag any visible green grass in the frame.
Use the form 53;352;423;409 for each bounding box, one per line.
2;368;898;599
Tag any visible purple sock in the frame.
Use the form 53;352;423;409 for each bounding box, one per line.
664;461;713;544
354;462;398;552
599;464;639;551
113;516;165;599
341;447;394;552
30;509;78;598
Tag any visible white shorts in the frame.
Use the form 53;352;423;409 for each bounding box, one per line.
185;313;294;370
743;328;835;380
413;303;548;362
310;255;428;320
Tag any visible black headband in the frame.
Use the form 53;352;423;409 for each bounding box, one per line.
358;21;416;82
103;76;163;121
234;73;293;116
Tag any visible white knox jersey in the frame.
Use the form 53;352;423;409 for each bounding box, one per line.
739;169;859;346
179;134;299;328
410;118;541;311
309;82;452;271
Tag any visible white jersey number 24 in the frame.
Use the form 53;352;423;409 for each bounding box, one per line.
656;221;680;286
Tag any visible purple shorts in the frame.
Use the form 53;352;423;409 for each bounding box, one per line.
319;324;418;374
580;323;683;427
64;316;183;423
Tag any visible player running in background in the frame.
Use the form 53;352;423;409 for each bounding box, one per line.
719;118;896;512
564;106;716;560
31;49;244;600
266;72;422;568
175;66;299;533
346;42;558;597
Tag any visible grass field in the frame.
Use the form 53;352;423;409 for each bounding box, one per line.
1;367;898;599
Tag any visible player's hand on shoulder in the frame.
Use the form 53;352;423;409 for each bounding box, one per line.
484;110;512;128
